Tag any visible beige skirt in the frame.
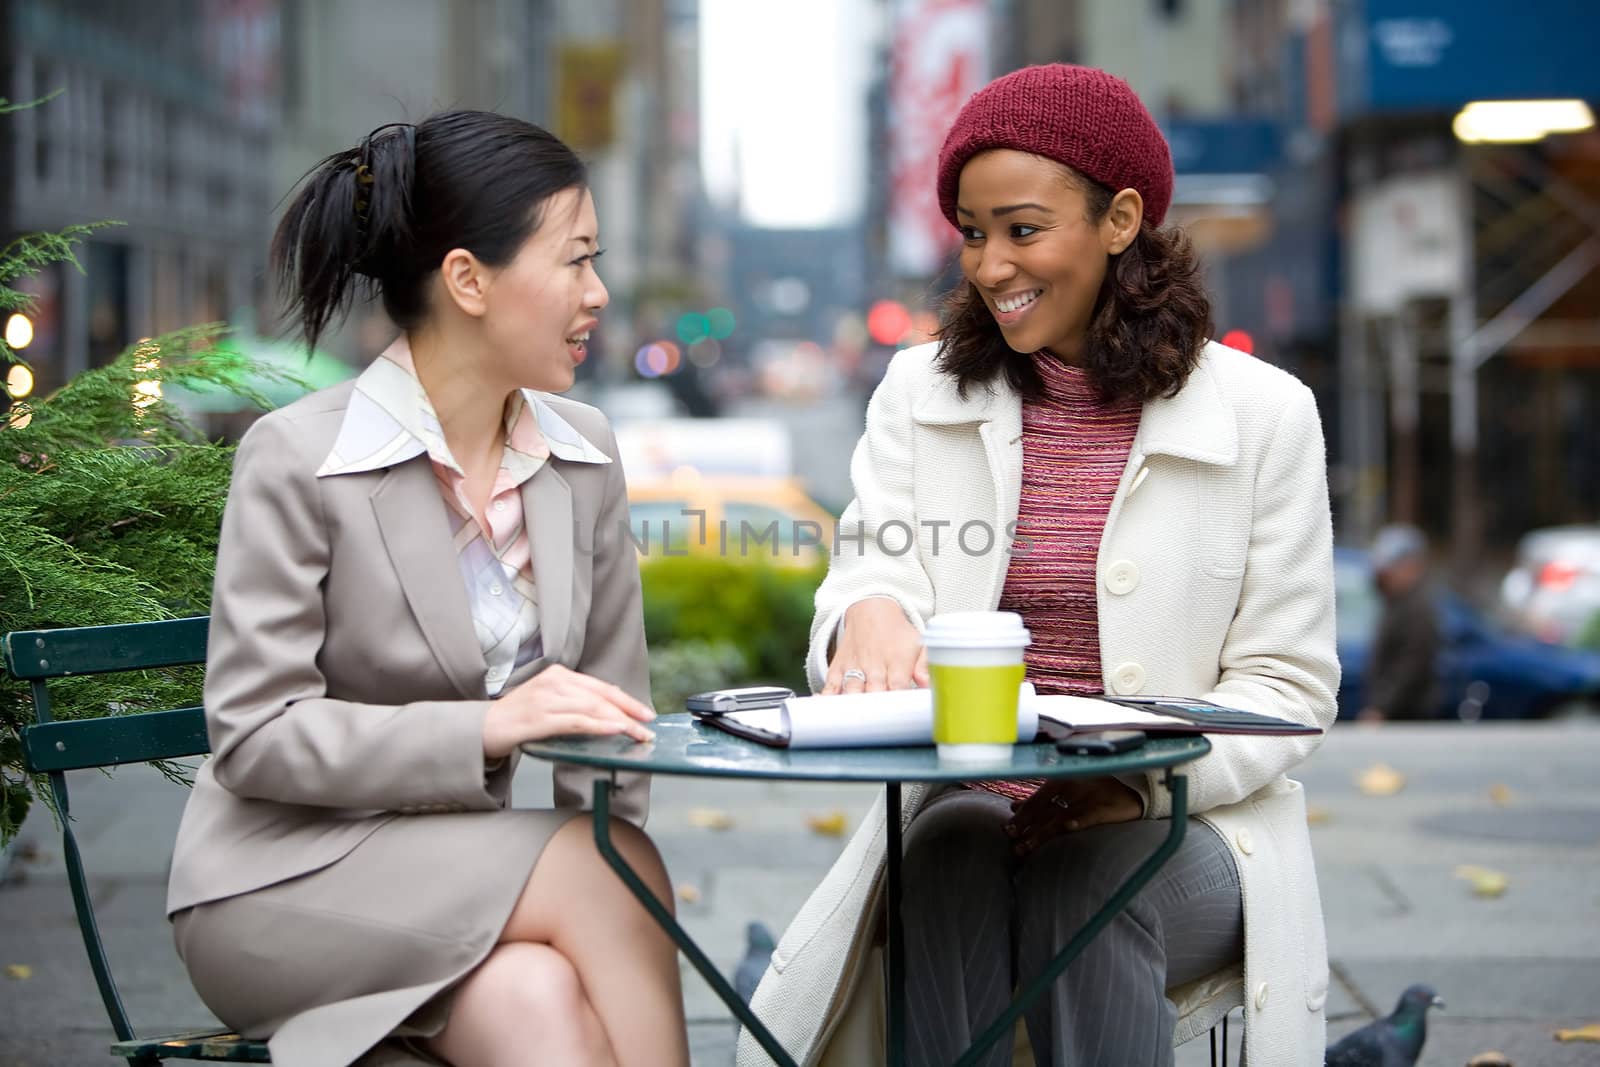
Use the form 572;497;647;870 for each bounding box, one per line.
172;807;577;1067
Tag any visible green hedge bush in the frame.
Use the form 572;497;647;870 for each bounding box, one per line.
639;555;824;711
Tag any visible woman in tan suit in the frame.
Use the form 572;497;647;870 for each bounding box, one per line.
165;112;689;1067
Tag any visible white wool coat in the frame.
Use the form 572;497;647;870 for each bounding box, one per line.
738;341;1339;1066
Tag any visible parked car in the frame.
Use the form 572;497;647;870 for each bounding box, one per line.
1498;524;1600;646
628;469;835;568
1335;547;1600;720
615;416;834;568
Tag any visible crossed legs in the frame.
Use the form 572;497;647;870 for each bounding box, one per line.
428;815;689;1067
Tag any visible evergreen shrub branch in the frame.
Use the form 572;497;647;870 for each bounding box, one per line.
2;325;292;845
0;89;292;844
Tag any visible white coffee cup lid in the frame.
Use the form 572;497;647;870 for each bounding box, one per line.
922;611;1031;650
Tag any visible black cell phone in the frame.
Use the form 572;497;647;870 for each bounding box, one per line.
685;686;795;714
1056;729;1148;756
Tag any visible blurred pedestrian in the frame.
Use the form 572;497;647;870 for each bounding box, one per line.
1360;524;1440;722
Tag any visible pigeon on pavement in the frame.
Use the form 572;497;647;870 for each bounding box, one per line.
733;921;776;1004
1326;984;1445;1066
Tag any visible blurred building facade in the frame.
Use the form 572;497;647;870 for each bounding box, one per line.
0;0;280;395
272;0;702;377
1232;0;1600;560
924;0;1600;561
1;0;703;395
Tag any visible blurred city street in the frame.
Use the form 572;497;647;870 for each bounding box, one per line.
4;722;1597;1066
5;0;1600;1065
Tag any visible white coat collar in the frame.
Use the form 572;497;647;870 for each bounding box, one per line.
910;340;1239;467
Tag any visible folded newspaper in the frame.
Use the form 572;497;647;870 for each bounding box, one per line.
695;686;1318;749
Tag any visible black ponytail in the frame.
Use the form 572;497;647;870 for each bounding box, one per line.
271;111;587;353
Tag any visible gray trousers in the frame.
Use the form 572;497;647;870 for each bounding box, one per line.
902;789;1243;1067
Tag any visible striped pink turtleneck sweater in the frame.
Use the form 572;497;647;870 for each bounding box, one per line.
976;353;1142;802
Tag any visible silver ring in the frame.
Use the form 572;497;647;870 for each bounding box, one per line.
1051;795;1072;811
842;668;868;684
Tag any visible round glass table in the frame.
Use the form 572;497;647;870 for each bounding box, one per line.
522;715;1212;1067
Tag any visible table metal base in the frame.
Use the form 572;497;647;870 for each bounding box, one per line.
948;770;1190;1066
591;780;799;1067
593;770;1189;1067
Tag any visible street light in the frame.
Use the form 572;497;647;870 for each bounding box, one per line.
5;363;35;399
867;300;912;346
4;313;34;350
1452;100;1596;144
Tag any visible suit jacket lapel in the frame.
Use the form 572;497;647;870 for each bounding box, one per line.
369;458;487;699
522;461;574;663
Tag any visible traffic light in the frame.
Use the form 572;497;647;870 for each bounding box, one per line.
867;300;913;346
1220;329;1255;355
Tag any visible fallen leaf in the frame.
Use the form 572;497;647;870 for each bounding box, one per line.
1356;763;1406;796
1455;863;1509;898
676;883;702;905
1306;806;1332;825
4;964;31;980
1554;1023;1600;1043
687;807;735;831
1466;1053;1513;1066
806;811;849;837
1488;783;1515;806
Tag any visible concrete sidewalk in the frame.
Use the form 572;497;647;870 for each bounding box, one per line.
3;722;1597;1066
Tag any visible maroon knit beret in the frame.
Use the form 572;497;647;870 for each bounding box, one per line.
937;64;1174;229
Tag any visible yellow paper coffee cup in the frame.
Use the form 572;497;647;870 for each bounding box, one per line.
923;611;1031;762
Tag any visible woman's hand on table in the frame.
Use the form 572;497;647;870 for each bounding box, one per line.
822;597;929;694
483;664;656;760
1006;777;1143;858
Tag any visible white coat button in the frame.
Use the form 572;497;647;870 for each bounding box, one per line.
1104;560;1140;595
1111;662;1146;694
1255;983;1269;1011
494;500;507;512
1236;829;1255;855
490;583;504;596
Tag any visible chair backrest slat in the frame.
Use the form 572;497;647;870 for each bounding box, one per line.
21;707;210;774
4;616;217;1057
2;617;208;680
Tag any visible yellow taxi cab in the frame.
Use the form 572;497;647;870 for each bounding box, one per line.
627;467;834;567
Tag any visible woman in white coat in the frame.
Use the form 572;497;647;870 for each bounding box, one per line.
739;65;1338;1066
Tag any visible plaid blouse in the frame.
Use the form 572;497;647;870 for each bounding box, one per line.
317;336;611;695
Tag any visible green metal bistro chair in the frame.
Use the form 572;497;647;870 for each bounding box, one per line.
3;617;270;1064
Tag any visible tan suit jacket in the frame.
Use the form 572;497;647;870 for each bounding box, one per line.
167;381;649;914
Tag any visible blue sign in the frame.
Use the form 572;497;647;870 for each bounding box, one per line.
1355;0;1600;111
1161;119;1282;175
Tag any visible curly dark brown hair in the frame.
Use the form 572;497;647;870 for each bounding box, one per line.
934;169;1212;405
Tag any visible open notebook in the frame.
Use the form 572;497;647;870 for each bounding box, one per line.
694;687;1320;750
